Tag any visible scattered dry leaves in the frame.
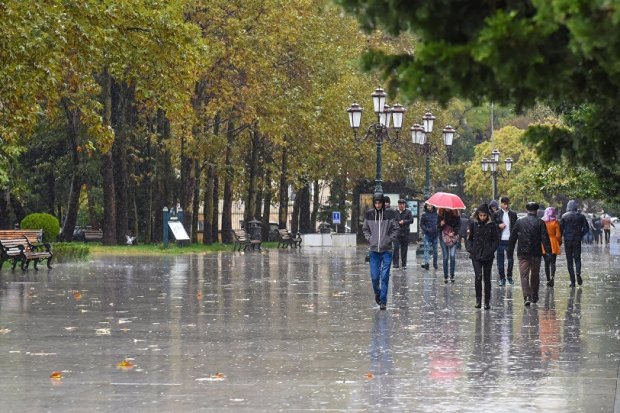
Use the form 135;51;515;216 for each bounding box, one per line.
364;372;374;380
117;359;135;369
49;371;63;379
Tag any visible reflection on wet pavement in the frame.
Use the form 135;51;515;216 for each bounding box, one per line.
0;238;619;412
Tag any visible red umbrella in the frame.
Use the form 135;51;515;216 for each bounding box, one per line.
425;192;466;210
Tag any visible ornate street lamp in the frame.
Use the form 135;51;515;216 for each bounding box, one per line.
481;148;513;200
412;112;454;199
347;88;405;193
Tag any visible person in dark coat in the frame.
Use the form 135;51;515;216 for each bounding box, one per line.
420;203;439;270
559;200;590;287
467;203;499;309
493;196;518;286
508;202;552;305
457;212;469;250
363;192;400;310
392;199;414;269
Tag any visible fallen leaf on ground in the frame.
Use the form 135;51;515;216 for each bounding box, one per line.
50;371;63;379
0;328;11;334
117;359;135;369
364;372;374;380
73;292;82;300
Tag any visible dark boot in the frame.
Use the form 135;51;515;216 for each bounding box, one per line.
484;300;490;310
547;276;554;287
576;274;583;286
475;298;482;309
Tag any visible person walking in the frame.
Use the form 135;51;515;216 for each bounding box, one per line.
467;203;499;309
601;212;615;244
438;208;461;283
494;196;517;286
363;192;399;310
560;200;590;287
392;199;413;269
458;212;470;250
542;207;562;287
508;202;552;306
420;203;439;270
591;215;603;245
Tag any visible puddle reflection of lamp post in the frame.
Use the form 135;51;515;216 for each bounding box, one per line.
347;87;406;194
481;149;513;200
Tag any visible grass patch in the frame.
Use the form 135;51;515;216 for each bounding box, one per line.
89;242;279;255
51;243;91;263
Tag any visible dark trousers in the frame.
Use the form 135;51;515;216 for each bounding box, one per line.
496;240;514;280
518;256;541;300
543;253;557;281
393;235;409;267
472;258;493;304
604;229;611;244
564;239;582;284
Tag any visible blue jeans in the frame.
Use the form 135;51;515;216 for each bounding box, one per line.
496;240;514;280
423;234;438;267
439;239;457;278
369;251;393;304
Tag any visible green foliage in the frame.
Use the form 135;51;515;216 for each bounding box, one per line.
338;0;620;200
51;243;90;263
20;213;60;243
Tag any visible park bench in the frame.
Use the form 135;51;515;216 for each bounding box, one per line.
231;229;261;251
276;229;302;248
83;228;103;242
0;229;53;271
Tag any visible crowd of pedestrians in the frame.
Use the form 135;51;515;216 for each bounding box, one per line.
362;193;615;310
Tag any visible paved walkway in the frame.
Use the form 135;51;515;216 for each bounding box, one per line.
0;232;619;412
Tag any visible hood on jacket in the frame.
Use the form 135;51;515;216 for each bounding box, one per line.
567;200;578;212
489;200;499;210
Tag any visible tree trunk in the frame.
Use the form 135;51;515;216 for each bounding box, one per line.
351;182;360;235
221;119;235;243
203;165;214;245
291;187;300;234
10;193;26;224
0;190;11;229
46;172;56;216
101;69;117;245
112;81;132;245
59;100;82;242
298;182;311;234
180;136;196;238
85;184;98;229
245;127;260;223
278;144;288;229
261;168;272;240
311;180;320;232
191;160;201;243
212;174;219;242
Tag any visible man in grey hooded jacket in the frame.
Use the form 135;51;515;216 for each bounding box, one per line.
560;200;590;287
363;192;399;310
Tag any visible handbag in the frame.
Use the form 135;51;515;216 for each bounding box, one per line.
442;225;459;246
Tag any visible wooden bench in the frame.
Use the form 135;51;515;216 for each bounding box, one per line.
276;229;302;248
231;229;261;251
83;229;103;242
0;230;53;271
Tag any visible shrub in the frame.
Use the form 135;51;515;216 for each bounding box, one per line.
51;243;90;263
20;213;60;243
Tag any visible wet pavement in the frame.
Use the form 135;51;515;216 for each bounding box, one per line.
1;232;619;412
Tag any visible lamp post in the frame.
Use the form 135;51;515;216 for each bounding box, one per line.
481;148;513;200
411;114;455;199
347;88;406;194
